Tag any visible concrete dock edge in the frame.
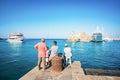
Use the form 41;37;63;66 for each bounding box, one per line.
19;61;120;80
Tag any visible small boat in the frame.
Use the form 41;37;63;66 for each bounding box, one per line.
7;32;24;43
0;37;3;40
103;38;113;42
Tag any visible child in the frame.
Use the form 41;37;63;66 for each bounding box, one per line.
46;47;50;66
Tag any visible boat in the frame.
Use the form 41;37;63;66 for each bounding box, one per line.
92;33;103;42
103;38;113;42
92;26;103;42
0;37;3;40
7;32;24;43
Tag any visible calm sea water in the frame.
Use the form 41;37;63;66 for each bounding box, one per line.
0;39;120;80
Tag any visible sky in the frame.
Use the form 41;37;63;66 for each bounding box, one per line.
0;0;120;38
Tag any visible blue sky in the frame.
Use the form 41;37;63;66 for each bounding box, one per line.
0;0;120;38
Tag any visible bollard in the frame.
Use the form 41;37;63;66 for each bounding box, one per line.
51;55;62;72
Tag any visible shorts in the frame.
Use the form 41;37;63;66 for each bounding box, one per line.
46;57;49;62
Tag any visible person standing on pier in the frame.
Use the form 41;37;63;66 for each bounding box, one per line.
49;41;58;60
34;38;47;70
64;44;72;65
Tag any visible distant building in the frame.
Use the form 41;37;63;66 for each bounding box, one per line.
92;26;103;42
67;32;92;42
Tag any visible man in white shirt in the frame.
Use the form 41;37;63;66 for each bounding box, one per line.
64;44;72;65
49;41;58;60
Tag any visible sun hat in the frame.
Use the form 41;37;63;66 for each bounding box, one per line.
65;44;68;46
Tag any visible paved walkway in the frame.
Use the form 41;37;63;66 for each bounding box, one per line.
19;61;120;80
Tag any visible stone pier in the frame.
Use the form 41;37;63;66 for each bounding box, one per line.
19;61;120;80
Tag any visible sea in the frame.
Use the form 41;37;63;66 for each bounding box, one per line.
0;39;120;80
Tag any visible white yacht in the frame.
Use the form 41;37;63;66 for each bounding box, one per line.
92;26;103;42
7;32;24;43
103;38;113;42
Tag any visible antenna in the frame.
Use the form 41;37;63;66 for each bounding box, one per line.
94;25;102;33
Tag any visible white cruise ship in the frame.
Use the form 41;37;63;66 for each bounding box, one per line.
7;32;24;43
